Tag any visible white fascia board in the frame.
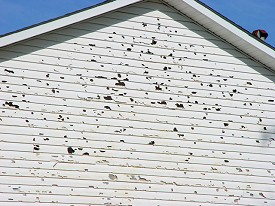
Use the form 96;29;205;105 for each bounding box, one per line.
164;0;275;71
0;0;142;48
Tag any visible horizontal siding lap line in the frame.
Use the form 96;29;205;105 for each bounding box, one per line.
1;95;274;125
1;166;275;189
0;193;266;206
86;2;238;44
2;178;275;195
0;99;272;138
1;164;275;190
1;83;275;115
1;78;274;110
0;204;107;206
0;177;272;200
0;43;261;69
1;69;275;99
1;84;274;112
15;37;275;78
0;185;274;203
82;16;256;66
1;108;275;135
0;162;273;191
36;35;250;62
1;104;274;129
96;13;204;32
0;175;274;196
2;60;275;90
0;203;109;206
12;34;261;68
1;135;275;163
54;24;258;60
1;49;273;85
0;172;274;196
38;25;262;68
3;146;273;169
1;157;274;179
67;21;266;68
0;121;273;148
30;34;253;62
76;20;228;46
1;88;274;118
50;28;248;56
1;136;275;165
1;84;273;112
1;98;275;125
1;112;274;136
53;26;238;52
1;132;273;155
61;23;233;49
1;68;274;107
1;50;274;84
112;10;198;26
1;140;275;166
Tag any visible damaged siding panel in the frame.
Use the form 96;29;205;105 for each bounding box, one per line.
1;39;264;67
1;61;275;99
1;76;274;115
1;55;274;92
1;67;274;98
0;0;274;205
1;48;275;86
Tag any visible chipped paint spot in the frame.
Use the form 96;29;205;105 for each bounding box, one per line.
109;174;118;180
67;147;75;154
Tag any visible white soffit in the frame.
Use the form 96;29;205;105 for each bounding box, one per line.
164;0;275;72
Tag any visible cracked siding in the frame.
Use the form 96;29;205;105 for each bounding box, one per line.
0;0;274;205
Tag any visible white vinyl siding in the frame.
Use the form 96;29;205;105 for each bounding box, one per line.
0;0;274;205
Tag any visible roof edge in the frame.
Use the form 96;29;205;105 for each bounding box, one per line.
164;0;275;72
0;0;142;48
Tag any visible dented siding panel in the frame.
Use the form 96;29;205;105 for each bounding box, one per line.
0;0;274;205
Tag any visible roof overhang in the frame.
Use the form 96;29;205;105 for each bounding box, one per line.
0;0;274;71
0;0;141;48
163;0;275;72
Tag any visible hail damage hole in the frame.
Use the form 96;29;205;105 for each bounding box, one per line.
67;147;75;154
4;69;14;74
158;101;167;105
149;141;155;145
4;101;19;109
115;81;125;86
175;103;184;108
109;174;118;180
151;40;157;45
95;76;107;79
104;106;111;110
155;85;162;91
104;96;113;100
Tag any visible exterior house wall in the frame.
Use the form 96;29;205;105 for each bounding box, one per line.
0;0;274;205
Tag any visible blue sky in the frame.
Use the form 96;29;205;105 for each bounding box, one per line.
0;0;274;46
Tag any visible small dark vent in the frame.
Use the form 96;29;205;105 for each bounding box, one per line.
252;30;268;41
